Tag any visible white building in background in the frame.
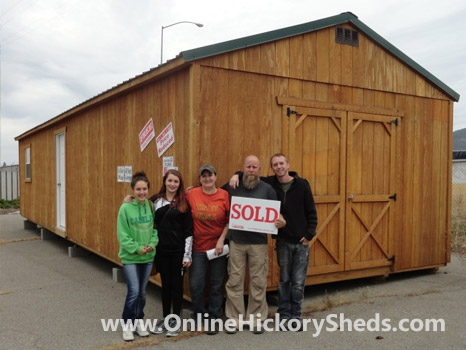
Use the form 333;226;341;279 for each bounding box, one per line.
0;163;19;200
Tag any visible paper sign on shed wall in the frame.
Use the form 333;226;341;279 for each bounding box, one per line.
156;122;175;157
117;166;133;182
139;118;155;152
117;166;125;182
162;156;177;176
124;166;132;182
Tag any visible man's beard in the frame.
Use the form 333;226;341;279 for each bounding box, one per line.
243;174;260;190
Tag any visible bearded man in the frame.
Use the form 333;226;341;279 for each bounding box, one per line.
223;155;285;334
229;153;317;330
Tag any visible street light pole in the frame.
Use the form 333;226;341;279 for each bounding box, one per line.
161;21;203;64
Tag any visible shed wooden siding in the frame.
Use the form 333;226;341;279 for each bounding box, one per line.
192;24;452;279
19;69;194;264
195;25;450;101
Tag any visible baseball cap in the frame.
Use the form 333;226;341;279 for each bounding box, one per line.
199;164;216;175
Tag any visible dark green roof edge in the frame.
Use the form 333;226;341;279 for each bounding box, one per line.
181;12;352;61
181;12;460;102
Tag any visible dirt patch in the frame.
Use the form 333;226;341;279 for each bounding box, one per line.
0;208;19;215
0;237;40;246
301;287;442;316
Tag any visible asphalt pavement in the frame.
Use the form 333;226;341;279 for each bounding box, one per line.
1;213;465;350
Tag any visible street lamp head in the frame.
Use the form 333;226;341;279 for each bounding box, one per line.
160;21;204;64
162;21;204;29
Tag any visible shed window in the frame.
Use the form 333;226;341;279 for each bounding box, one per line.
336;27;359;47
25;146;31;181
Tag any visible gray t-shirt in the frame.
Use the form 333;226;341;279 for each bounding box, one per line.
225;180;278;244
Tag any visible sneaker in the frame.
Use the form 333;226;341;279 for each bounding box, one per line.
122;328;134;341
135;319;150;337
151;319;167;334
166;319;180;337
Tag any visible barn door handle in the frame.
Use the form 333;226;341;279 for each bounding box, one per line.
348;194;354;202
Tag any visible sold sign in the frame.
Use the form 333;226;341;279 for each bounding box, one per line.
228;196;281;235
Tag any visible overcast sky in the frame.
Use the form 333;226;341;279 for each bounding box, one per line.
1;0;465;165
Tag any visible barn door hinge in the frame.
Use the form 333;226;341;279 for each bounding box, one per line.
390;118;399;126
287;107;297;117
388;255;395;263
388;193;397;201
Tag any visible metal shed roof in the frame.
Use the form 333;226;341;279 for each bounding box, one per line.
181;11;460;102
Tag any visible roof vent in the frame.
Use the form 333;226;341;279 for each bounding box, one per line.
335;27;359;47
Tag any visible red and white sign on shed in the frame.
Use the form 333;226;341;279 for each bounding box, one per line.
138;118;155;152
228;196;281;235
156;122;175;157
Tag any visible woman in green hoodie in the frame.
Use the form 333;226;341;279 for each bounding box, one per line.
117;171;159;341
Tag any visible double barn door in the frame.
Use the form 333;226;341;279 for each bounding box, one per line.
285;104;399;276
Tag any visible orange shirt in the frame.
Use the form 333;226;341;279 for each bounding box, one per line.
187;187;230;252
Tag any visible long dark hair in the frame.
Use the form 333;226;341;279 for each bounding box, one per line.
149;169;188;213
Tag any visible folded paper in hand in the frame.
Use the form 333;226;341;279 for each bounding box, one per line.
206;244;229;260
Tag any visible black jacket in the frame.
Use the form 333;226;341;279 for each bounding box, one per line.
264;172;317;243
154;203;193;254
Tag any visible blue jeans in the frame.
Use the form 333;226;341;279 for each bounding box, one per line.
189;251;227;319
121;262;153;322
276;239;309;319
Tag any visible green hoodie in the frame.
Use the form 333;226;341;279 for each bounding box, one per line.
117;199;158;264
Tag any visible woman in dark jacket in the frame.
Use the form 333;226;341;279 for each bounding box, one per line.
149;169;193;337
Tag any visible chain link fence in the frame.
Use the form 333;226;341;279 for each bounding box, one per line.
452;160;466;254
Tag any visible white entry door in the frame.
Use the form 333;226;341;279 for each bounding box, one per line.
56;132;66;231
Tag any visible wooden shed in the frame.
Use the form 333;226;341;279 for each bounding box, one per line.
15;12;460;290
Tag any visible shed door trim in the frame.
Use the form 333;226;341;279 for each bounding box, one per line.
55;127;67;236
277;96;405;118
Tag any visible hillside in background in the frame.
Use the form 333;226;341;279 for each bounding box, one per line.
453;128;466;150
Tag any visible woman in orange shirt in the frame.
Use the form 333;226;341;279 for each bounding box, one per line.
187;164;230;334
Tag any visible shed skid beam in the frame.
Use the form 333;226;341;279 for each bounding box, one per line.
40;228;59;241
24;220;37;231
113;267;125;283
68;245;91;258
